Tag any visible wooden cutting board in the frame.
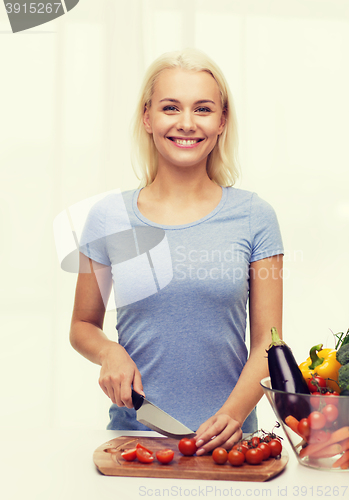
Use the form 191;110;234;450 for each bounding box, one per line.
93;436;289;482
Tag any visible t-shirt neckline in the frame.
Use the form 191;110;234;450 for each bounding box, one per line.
132;186;228;229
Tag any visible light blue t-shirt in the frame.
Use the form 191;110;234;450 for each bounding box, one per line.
79;186;284;433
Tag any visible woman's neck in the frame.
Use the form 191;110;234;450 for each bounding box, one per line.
145;164;220;204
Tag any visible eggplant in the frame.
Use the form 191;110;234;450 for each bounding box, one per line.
267;327;311;421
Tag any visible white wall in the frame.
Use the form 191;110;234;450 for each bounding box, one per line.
1;0;348;431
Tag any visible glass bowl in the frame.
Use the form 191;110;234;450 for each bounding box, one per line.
260;377;349;471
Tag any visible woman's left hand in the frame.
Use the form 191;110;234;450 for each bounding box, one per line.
194;413;243;455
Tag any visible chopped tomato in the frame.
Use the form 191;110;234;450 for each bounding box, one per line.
156;449;174;464
121;448;137;461
136;443;153;454
136;447;154;464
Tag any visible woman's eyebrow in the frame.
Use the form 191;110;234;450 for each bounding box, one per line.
159;98;216;105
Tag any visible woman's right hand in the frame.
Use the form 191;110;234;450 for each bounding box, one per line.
98;343;145;408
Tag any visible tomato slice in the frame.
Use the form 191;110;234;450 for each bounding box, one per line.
136;443;153;454
156;449;175;464
136;447;154;464
121;448;137;461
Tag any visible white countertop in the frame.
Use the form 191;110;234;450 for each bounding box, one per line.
1;429;348;500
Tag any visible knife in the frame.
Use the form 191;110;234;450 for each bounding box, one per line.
131;389;196;439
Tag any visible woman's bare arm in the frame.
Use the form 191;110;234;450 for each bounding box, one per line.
69;253;144;408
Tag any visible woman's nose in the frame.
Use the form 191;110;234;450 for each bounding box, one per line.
177;111;196;132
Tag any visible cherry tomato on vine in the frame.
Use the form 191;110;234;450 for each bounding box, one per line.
257;442;271;460
245;448;264;465
308;411;326;430
232;443;249;455
121;448;137;461
136;447;154;463
156;449;174;464
297;418;310;439
212;447;228;465
322;404;338;423
268;439;282;457
310;392;322;410
251;436;261;447
324;392;340;406
307;376;327;393
178;438;197;456
228;449;245;466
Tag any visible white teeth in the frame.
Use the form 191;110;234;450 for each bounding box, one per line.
173;139;200;145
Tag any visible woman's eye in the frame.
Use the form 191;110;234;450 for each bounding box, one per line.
196;107;211;113
163;106;178;112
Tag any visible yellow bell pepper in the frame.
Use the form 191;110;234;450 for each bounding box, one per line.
299;343;341;392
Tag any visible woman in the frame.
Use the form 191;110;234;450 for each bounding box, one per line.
70;48;283;456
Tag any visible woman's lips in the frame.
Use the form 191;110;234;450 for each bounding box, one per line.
167;137;204;148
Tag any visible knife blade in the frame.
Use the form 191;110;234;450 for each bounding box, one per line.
131;389;196;439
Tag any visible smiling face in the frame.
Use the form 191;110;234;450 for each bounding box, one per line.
143;68;226;174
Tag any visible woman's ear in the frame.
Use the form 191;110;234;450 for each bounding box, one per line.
218;109;226;135
143;105;153;134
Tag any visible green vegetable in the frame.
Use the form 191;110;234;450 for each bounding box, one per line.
334;328;349;349
336;344;349;366
338;364;349;392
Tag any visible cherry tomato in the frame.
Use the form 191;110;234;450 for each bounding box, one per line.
268;439;282;457
136;447;154;463
307;375;327;393
310;392;322;410
228;449;245;466
307;430;330;444
322;404;339;423
156;449;174;464
245;448;264;465
297;418;311;439
121;448;137;461
257;442;271;460
251;436;261;447
308;411;326;430
324;392;340;406
178;438;197;456
212;447;228;465
232;443;249;455
136;443;153;454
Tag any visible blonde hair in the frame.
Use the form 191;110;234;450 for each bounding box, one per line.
130;48;240;187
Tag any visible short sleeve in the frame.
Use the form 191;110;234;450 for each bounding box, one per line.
249;193;284;263
79;198;111;266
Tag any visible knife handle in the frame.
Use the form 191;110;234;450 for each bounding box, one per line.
131;389;144;411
